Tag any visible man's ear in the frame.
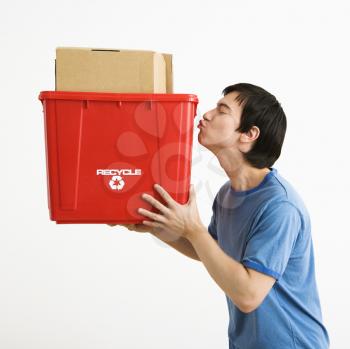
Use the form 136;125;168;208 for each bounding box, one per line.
240;126;260;143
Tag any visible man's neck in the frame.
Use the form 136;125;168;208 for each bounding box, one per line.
216;151;271;192
228;166;271;192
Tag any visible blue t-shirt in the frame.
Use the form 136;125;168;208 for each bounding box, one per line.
208;167;329;349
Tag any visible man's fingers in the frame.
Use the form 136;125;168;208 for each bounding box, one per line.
138;208;166;223
122;224;134;229
107;223;133;229
141;194;170;215
107;223;151;234
153;184;175;207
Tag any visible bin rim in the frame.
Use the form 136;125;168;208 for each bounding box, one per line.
39;91;198;103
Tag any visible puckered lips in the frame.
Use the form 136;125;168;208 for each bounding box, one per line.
197;119;207;128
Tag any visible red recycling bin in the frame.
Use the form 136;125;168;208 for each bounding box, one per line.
39;91;199;224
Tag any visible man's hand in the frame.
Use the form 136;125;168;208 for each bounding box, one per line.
137;183;205;240
107;222;185;243
108;223;149;233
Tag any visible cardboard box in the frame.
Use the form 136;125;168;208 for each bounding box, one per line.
55;47;173;93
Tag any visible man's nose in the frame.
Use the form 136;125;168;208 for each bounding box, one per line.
203;109;213;121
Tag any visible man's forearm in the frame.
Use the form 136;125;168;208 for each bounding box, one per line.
187;225;257;311
150;232;200;261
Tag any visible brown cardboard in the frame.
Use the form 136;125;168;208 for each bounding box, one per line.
55;47;173;93
162;53;173;93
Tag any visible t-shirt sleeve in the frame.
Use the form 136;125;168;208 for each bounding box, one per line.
208;193;219;241
241;201;301;280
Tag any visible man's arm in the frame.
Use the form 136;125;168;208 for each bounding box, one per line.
150;232;201;261
188;225;276;313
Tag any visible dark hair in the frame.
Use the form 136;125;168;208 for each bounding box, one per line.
222;83;287;169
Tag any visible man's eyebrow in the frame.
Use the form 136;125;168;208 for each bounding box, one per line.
216;102;232;110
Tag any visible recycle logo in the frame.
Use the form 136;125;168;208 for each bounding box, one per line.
109;175;125;191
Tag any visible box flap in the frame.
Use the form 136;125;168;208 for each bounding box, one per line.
162;53;173;93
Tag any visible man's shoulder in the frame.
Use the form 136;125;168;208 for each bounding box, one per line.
216;169;310;222
269;170;309;217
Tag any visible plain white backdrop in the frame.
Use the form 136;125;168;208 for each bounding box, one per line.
1;0;349;348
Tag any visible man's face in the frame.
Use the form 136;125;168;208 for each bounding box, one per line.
198;91;243;153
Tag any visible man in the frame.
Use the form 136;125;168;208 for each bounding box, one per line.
109;83;330;348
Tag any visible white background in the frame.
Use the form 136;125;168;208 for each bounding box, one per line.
1;0;349;348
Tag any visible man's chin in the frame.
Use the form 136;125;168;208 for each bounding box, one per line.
197;134;205;147
197;135;210;150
